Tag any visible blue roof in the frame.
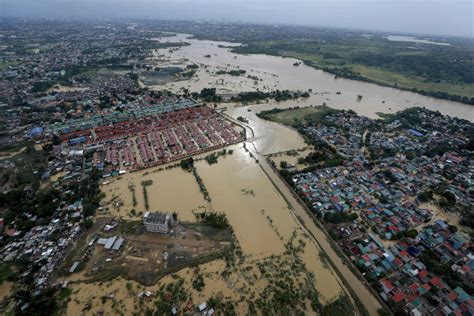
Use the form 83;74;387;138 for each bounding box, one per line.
30;126;44;136
435;219;449;229
408;129;424;137
407;246;421;257
453;287;470;302
69;136;86;144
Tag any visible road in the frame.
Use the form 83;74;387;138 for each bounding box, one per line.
256;154;382;315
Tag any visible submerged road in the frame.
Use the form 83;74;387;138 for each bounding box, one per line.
256;154;382;315
224;113;383;315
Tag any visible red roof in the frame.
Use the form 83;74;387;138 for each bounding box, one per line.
448;291;458;301
418;270;429;279
407;294;418;303
422;283;431;292
350;246;360;255
394;258;403;267
430;276;441;286
409;283;419;292
380;278;395;291
392;292;406;303
389;225;400;232
399;250;409;257
399;241;409;248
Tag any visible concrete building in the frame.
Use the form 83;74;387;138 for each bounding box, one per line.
143;211;173;234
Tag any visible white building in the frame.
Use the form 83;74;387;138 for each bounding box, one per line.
143;211;174;234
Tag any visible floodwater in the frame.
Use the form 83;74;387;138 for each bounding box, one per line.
48;85;89;93
150;33;473;121
102;164;207;222
224;105;308;155
66;260;244;315
80;32;474;315
419;202;465;231
100;143;344;304
0;282;12;301
0;146;26;160
385;35;451;46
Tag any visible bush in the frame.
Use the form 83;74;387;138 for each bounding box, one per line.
196;212;229;229
192;274;205;291
0;263;16;283
180;157;194;170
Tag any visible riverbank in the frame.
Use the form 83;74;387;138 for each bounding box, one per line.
149;33;473;122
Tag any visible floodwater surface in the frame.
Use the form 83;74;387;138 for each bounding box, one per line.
385;35;451;46
150;33;473;121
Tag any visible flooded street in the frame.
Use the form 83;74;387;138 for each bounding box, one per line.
224;106;308;155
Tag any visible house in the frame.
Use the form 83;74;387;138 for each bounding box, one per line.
143;211;174;234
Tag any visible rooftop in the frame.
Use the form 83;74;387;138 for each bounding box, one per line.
143;211;170;225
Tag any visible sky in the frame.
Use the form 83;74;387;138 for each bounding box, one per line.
0;0;472;37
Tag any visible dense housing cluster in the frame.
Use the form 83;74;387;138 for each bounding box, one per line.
58;104;243;174
285;108;473;315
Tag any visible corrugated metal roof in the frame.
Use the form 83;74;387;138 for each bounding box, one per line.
69;261;80;273
112;237;124;250
104;236;117;249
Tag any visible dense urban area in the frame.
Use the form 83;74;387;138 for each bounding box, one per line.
262;106;473;315
0;17;472;316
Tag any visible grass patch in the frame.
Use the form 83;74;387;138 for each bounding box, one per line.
0;61;18;70
321;295;355;316
257;105;339;127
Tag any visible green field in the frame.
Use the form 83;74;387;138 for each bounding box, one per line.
350;64;474;98
257;105;338;126
0;61;18;70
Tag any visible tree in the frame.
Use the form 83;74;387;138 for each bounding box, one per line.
83;203;98;217
180;157;194;170
404;229;418;238
83;218;94;230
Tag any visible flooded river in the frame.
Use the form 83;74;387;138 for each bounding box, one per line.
151;33;473;121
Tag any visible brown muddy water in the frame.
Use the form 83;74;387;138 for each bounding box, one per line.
98;143;344;305
150;33;473;121
0;282;12;301
102;164;207;222
66;260;245;315
66;31;474;315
